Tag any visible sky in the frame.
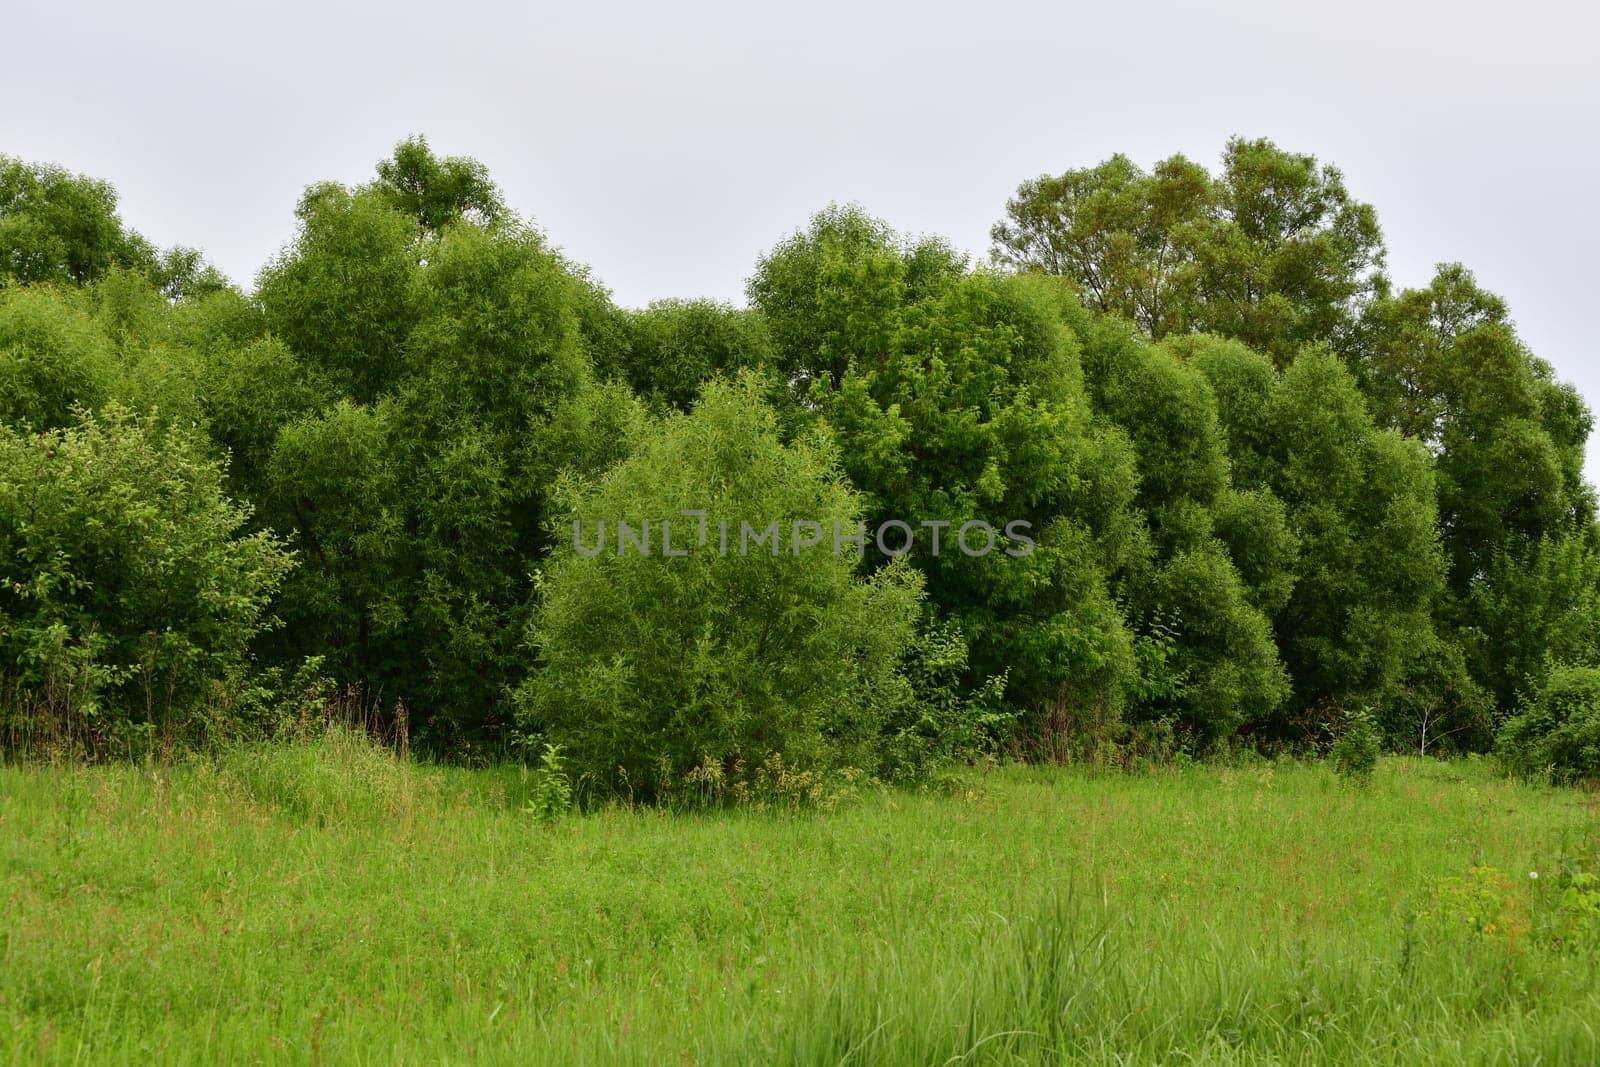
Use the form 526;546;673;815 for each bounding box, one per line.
6;0;1597;470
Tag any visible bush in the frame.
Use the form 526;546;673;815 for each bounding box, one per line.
516;376;922;800
523;743;573;820
0;286;115;430
880;620;1012;783
1330;706;1382;782
0;406;293;755
1378;635;1495;756
1497;665;1600;783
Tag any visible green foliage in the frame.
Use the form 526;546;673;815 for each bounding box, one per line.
1330;706;1382;782
1191;340;1444;726
400;220;589;438
0;286;116;430
198;336;332;495
1;155;226;298
260;401;405;701
0;407;293;755
1073;316;1290;744
601;299;775;412
1416;865;1528;945
2;136;1598;776
1210;487;1299;616
523;743;572;820
991;153;1211;338
993;137;1386;364
373;135;506;232
750;209;1140;747
518;376;922;799
246;149;637;747
881;620;1013;782
0;156;151;287
1497;665;1600;783
1537;866;1600;955
1377;635;1495;756
1362;266;1588;590
256;183;421;403
1467;533;1600;710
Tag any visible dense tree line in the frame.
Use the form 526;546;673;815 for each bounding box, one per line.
2;137;1596;786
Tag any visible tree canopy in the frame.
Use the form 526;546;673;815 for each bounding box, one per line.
2;134;1595;785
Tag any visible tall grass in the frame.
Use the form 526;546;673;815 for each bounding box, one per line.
1;736;1597;1063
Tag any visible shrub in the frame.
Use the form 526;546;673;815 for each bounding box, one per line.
0;286;115;430
523;743;573;820
516;376;922;800
1497;665;1600;783
879;620;1012;783
1378;635;1495;756
0;406;293;755
1330;706;1382;782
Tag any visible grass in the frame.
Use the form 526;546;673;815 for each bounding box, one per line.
3;731;1599;1064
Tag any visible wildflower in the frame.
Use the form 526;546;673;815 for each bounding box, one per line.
1529;871;1539;880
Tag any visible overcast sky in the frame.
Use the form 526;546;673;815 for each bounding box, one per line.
6;0;1597;471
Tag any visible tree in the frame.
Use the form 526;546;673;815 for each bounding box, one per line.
1;156;146;287
1189;138;1385;362
992;137;1387;365
598;299;775;413
256;183;421;404
991;153;1210;337
1357;263;1593;591
0;287;116;430
1070;315;1290;744
1188;338;1443;724
0;406;292;754
1467;532;1600;710
518;376;922;798
751;209;1141;750
251;144;643;748
1;155;225;297
374;135;506;232
260;401;406;703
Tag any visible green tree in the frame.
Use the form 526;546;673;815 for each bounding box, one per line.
751;209;1141;750
1358;264;1593;591
1070;316;1291;744
256;183;421;404
1467;533;1600;710
1;156;148;287
374;135;506;232
1189;338;1443;725
1;155;225;297
518;376;921;798
599;299;775;412
992;137;1386;365
250;143;642;748
260;402;406;703
991;153;1210;338
0;406;292;753
0;287;116;430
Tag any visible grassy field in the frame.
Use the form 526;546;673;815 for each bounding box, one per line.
3;733;1599;1064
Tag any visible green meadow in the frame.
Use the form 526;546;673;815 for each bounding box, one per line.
4;735;1597;1064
